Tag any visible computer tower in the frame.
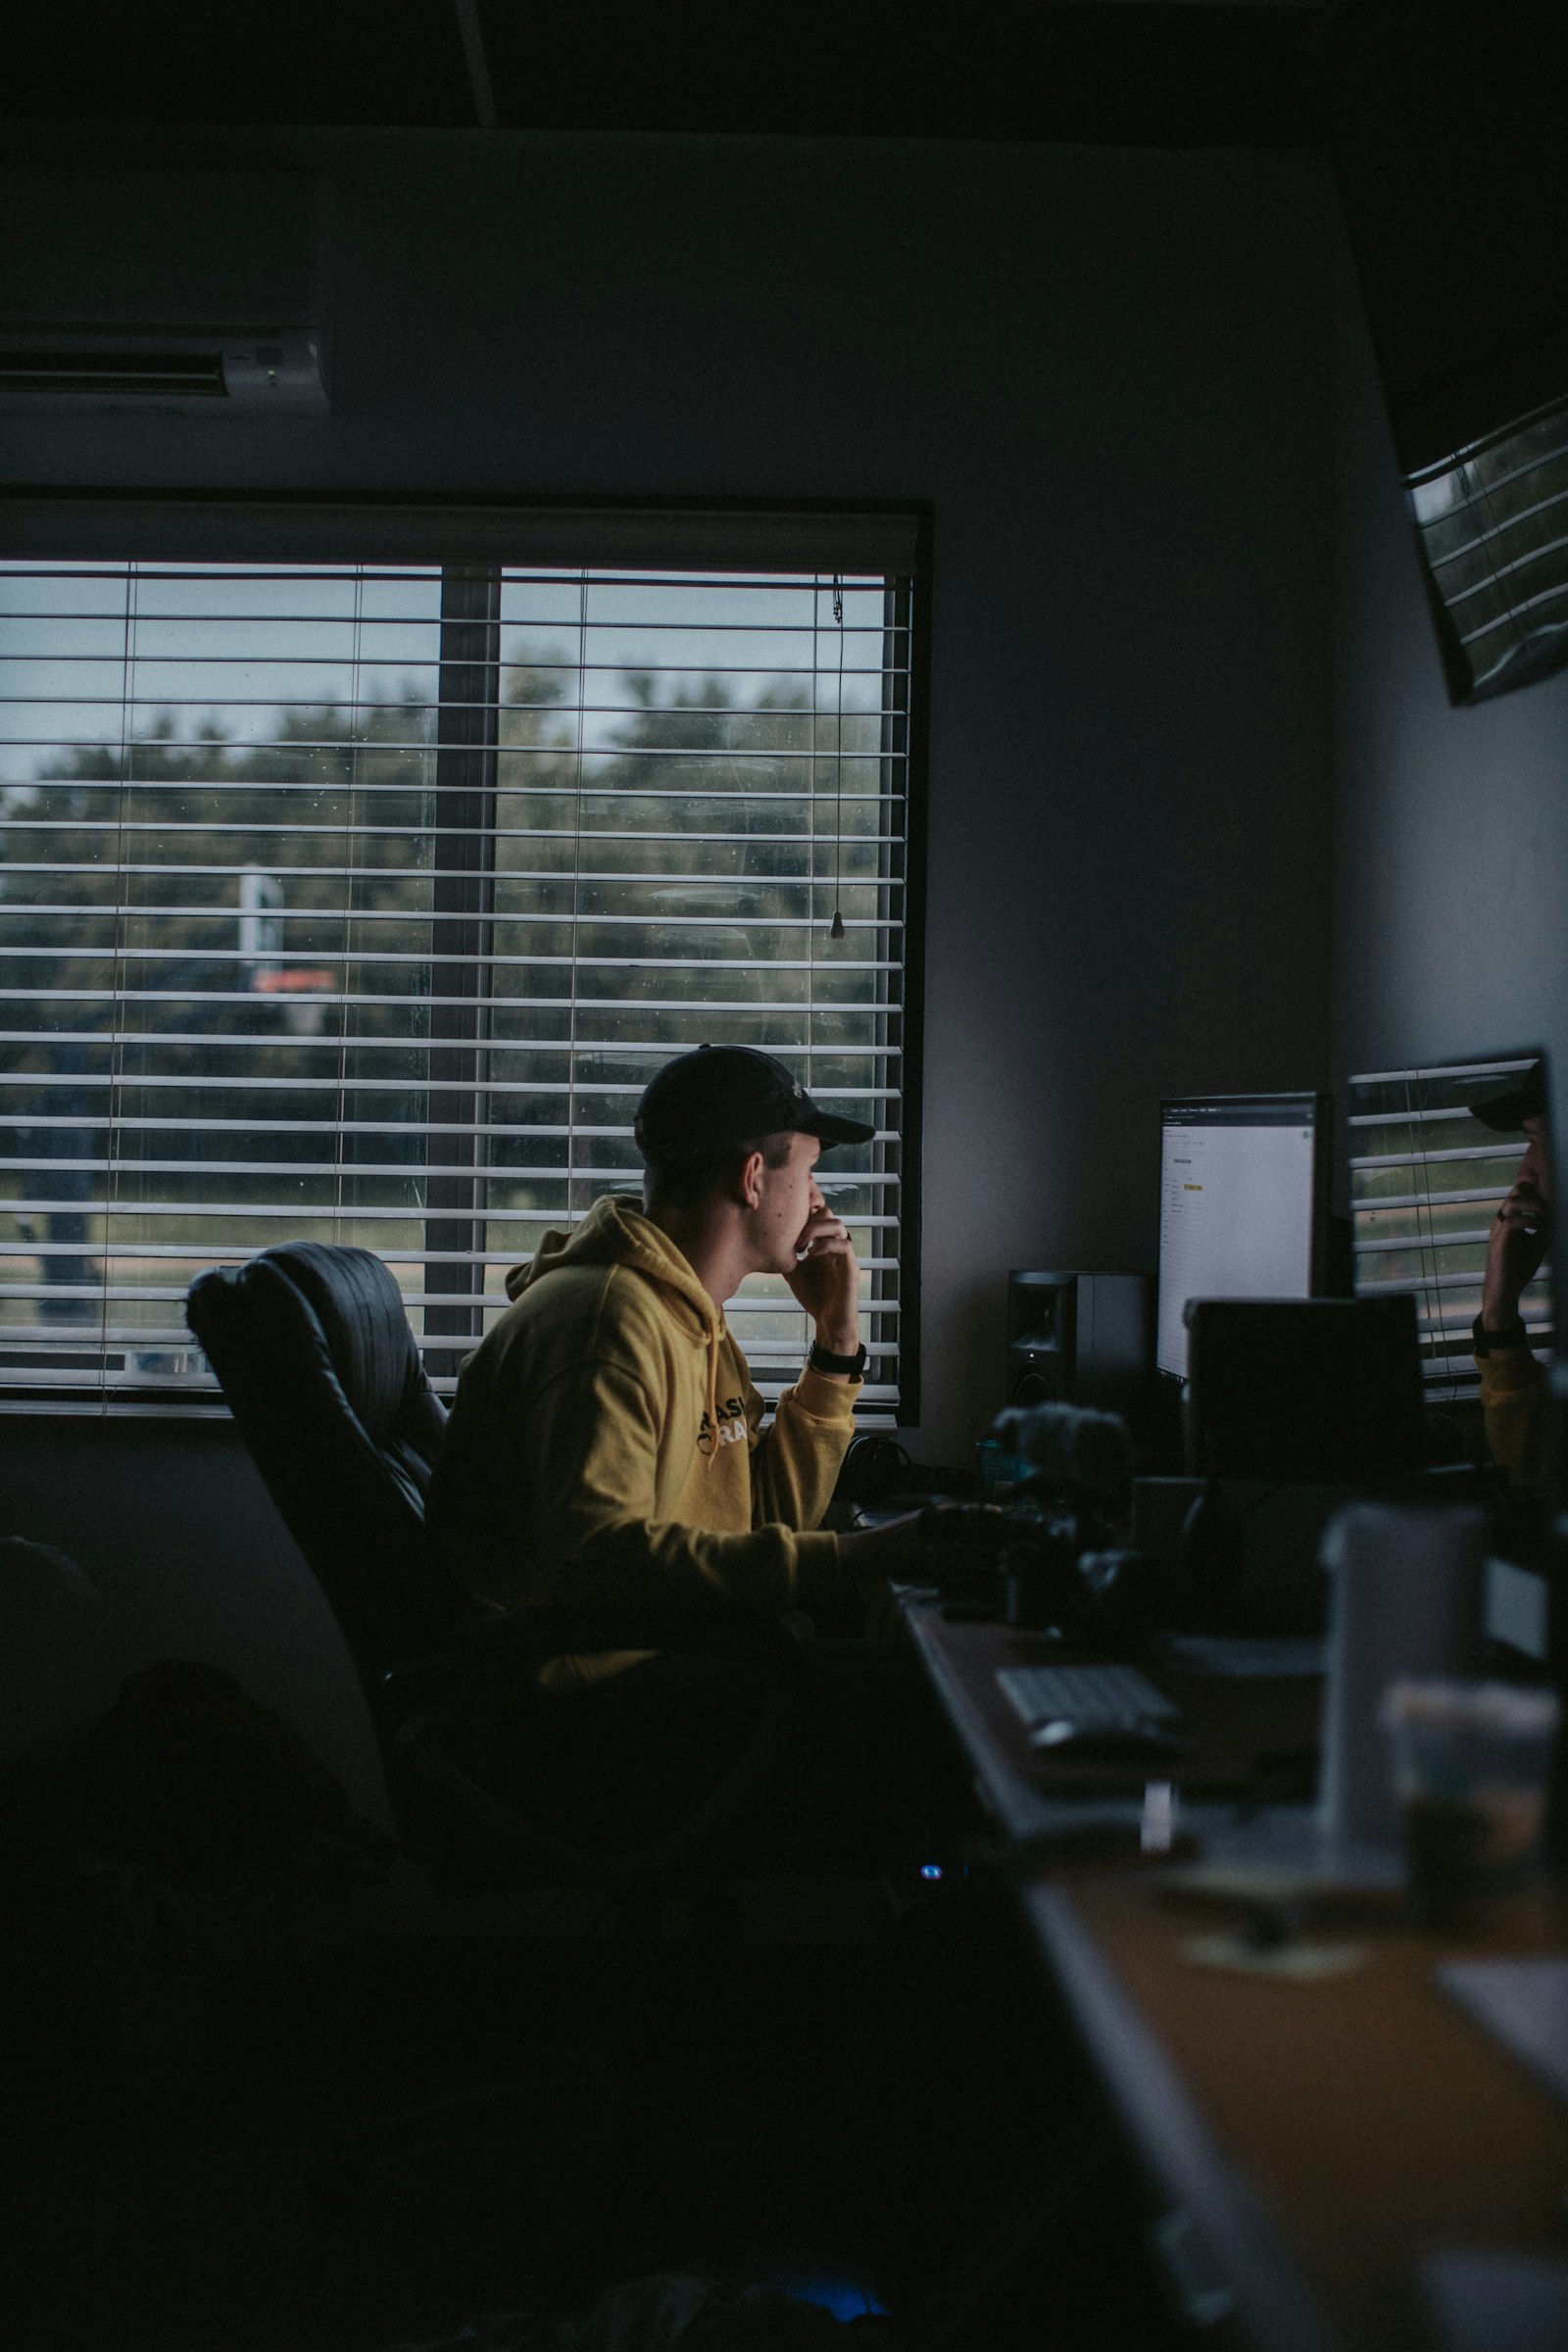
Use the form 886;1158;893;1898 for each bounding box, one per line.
1006;1270;1148;1410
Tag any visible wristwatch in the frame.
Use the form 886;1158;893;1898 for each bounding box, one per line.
808;1339;867;1379
1472;1312;1528;1356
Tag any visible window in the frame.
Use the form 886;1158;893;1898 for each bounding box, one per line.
0;509;921;1419
1407;394;1568;704
1348;1056;1552;1402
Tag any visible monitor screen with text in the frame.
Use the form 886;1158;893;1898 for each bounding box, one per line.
1157;1095;1322;1379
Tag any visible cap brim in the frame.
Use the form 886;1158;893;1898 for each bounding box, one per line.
801;1110;876;1151
1469;1091;1532;1132
1468;1070;1545;1131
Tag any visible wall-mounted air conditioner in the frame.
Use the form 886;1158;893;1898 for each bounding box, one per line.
0;168;332;415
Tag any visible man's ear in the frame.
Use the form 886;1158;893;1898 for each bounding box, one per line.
739;1148;765;1210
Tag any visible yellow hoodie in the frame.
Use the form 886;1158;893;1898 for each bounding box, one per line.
1478;1340;1548;1484
427;1195;858;1644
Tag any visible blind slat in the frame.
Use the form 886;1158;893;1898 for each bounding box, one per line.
0;782;906;805
0;1035;904;1062
0;947;906;967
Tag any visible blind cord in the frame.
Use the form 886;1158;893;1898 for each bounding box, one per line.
830;574;845;942
564;572;588;1223
807;575;818;1082
334;569;366;1249
100;567;138;1409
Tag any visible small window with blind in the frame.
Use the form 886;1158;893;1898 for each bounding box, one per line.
1407;394;1568;705
0;511;921;1421
1348;1055;1553;1402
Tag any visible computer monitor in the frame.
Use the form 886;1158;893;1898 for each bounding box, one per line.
1157;1093;1326;1381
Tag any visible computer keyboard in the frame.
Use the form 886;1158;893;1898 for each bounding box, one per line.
997;1661;1179;1733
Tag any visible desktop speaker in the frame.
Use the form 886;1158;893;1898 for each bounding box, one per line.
1006;1271;1148;1411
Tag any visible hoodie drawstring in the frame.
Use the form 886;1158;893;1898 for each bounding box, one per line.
702;1323;720;1471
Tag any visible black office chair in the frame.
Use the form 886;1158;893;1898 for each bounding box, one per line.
186;1243;802;1906
186;1244;457;1693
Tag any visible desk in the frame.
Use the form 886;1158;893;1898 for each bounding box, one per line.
900;1594;1568;2352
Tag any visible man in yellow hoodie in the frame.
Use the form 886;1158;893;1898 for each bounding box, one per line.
428;1043;913;1630
427;1046;927;1847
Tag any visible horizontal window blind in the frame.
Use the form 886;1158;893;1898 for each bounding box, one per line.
0;553;915;1417
1348;1057;1551;1402
1407;394;1568;703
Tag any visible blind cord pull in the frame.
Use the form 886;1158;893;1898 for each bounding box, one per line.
829;575;845;942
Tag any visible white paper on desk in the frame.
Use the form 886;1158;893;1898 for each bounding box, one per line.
1163;1635;1325;1678
1418;2250;1568;2352
1437;1958;1568;2106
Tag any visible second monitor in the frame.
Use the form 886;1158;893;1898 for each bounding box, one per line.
1157;1092;1327;1381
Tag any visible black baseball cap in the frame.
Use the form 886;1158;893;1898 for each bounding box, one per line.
1467;1060;1546;1133
634;1045;875;1165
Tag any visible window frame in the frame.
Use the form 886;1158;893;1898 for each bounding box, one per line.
0;492;931;1423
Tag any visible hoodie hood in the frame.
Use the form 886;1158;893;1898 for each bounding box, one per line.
509;1194;726;1468
506;1193;719;1343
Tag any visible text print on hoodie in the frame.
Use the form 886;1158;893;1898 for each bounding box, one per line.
426;1194;860;1675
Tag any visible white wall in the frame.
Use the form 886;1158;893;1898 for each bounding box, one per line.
4;126;1337;1462
1332;236;1568;1120
0;1418;386;1815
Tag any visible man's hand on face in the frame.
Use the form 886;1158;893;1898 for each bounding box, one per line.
1482;1142;1551;1332
784;1205;860;1358
1480;1114;1552;1336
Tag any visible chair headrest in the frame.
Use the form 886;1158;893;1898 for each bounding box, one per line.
186;1243;453;1682
248;1242;424;1445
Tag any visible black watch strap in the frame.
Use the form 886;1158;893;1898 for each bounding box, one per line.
808;1340;867;1379
1473;1312;1528;1357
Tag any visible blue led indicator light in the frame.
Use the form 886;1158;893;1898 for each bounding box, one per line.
920;1864;944;1881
